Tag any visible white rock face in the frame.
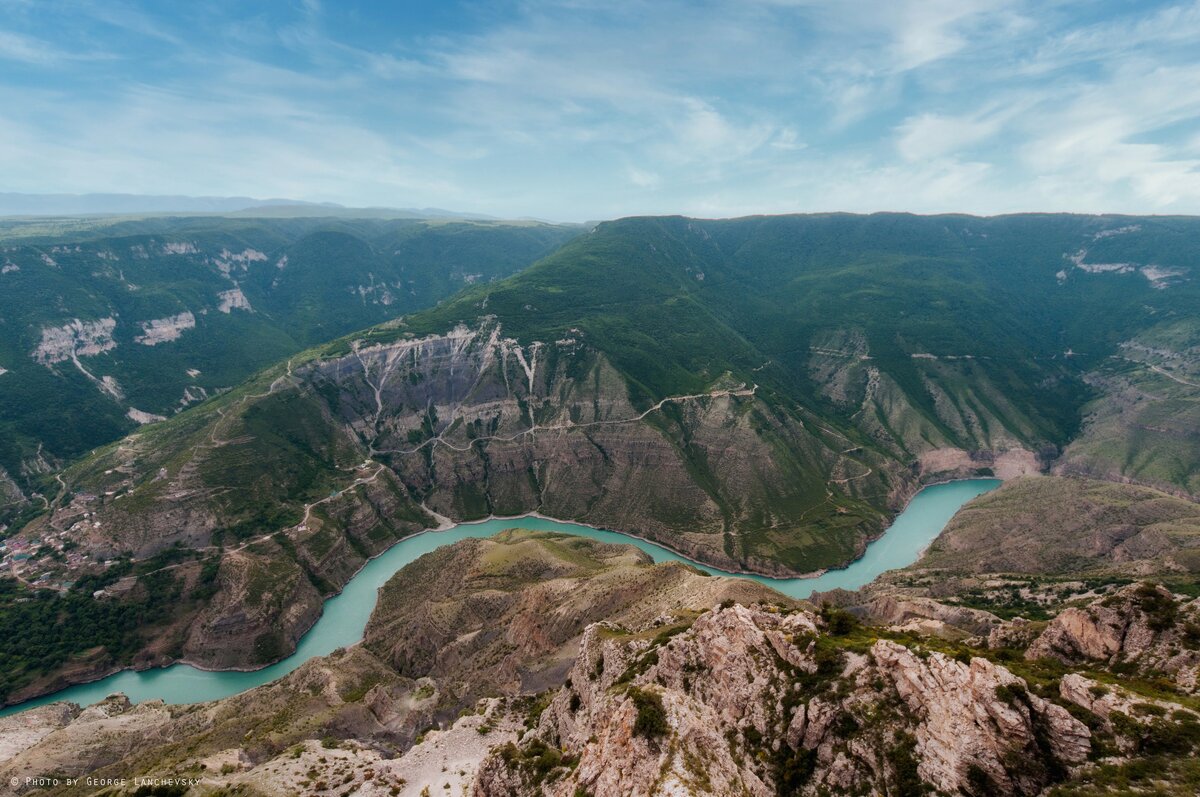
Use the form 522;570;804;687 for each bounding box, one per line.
99;375;124;400
134;311;196;345
32;318;118;365
873;640;1089;796
179;385;209;409
213;248;268;276
160;242;198;255
1140;265;1187;288
1059;673;1183;724
217;287;253;313
127;408;167;425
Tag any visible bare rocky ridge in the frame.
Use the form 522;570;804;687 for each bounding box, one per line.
474;604;1090;797
823;475;1200;633
1057;322;1200;498
32;318;118;366
312;320;903;574
0;466;26;512
0;217;578;518
361;531;788;701
807;339;1057;468
133;312;197;346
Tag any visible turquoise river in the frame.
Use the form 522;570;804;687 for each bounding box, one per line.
0;478;999;717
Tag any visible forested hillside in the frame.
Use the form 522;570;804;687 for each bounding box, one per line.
0;215;578;520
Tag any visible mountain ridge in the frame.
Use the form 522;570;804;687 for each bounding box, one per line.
3;211;1200;706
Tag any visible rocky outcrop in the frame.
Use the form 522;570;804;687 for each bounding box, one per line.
31;317;117;365
873;640;1088;795
0;648;431;795
1026;583;1200;691
1058;673;1200;758
0;695;176;786
918;447;1045;480
125;407;167;424
986;617;1043;650
216;286;252;312
476;604;1089;797
0;464;27;511
1060;673;1183;726
850;591;1003;637
134;311;196;345
0;703;80;766
16;557;1200;797
182;544;325;668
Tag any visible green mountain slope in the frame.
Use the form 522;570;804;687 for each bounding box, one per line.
0;216;579;518
5;212;1200;703
405;213;1200;465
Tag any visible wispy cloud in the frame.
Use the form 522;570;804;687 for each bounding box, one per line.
0;1;1197;219
0;28;112;64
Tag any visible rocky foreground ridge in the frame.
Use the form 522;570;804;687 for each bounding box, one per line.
0;532;788;795
4;535;1200;796
477;603;1091;797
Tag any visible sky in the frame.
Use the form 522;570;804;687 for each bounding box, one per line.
1;0;1199;221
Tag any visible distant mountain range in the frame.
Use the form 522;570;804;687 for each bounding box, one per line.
0;192;501;220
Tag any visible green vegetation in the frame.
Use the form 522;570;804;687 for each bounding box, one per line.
628;686;669;739
1049;756;1200;797
1133;582;1179;631
399;213;1192;440
498;738;578;787
372;213;1200;565
0;558;190;702
887;732;928;797
8;211;1200;703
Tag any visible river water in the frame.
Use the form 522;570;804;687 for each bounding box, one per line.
0;478;998;716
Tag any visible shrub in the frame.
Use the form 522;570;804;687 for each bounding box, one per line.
628;687;669;739
1134;583;1177;632
820;605;859;636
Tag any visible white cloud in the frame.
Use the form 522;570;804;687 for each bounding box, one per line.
0;1;1198;219
895;112;1005;161
626;167;661;189
0;29;109;64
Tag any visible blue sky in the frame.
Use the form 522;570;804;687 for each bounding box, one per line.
1;0;1199;220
